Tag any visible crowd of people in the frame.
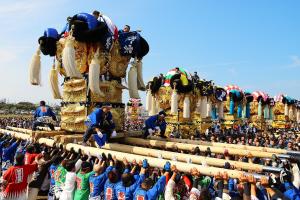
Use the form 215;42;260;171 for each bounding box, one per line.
0;117;32;129
0;133;300;200
1;100;300;199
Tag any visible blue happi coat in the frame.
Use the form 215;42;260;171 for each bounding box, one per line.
133;175;166;200
34;106;56;120
89;166;114;198
145;115;166;132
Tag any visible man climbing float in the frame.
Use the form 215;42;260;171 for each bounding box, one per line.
83;103;117;147
143;111;167;138
32;100;57;131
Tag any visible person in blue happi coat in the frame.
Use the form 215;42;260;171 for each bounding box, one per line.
83;103;116;147
133;161;170;200
143;111;167;138
32;100;57;131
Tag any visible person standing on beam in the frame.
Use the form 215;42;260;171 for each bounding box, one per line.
32;100;57;131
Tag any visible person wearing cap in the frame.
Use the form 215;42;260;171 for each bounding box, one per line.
32;100;57;131
143;111;167;138
83;103;116;147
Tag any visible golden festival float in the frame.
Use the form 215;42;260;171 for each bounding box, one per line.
145;68;227;137
2;11;300;182
29;13;149;134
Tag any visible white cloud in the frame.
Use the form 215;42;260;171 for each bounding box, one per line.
289;55;300;68
0;0;67;31
196;61;248;69
0;49;17;63
227;67;237;76
0;0;40;14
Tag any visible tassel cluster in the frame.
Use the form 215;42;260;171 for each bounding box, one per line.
201;97;207;117
62;36;82;78
49;60;62;99
88;49;104;97
284;104;289;116
171;89;178;114
145;89;152;111
183;96;190;118
29;48;41;85
217;102;224;119
136;60;146;90
258;101;262;117
149;95;156;116
128;64;140;99
206;99;212;118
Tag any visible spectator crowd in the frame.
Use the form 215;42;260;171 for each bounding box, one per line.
0;128;300;199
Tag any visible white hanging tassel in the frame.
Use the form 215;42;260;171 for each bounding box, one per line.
242;104;246;118
128;65;140;99
289;106;294;119
201;96;207;118
195;98;202;113
145;89;152;111
136;59;146;91
149;96;156;116
183;96;190;118
206;99;212;117
62;36;82;78
284;104;289;116
258;101;262;117
171;88;178;114
49;60;62;99
29;47;41;85
264;105;269;119
156;99;161;113
269;107;273;120
218;102;224;119
88;49;104;97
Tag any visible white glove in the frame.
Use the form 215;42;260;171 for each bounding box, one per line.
172;155;177;161
87;152;91;159
155;126;161;131
97;131;103;138
112;130;117;137
148;129;154;134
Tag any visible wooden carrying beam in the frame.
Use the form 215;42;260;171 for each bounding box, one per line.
149;136;288;154
0;129;268;180
6;126;66;138
148;136;300;157
124;138;278;158
102;143;282;173
37;126;61;131
65;143;266;179
0;129;54;146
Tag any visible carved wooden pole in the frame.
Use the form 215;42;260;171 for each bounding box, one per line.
102;143;281;173
148;136;299;157
0;129;268;180
124;137;280;158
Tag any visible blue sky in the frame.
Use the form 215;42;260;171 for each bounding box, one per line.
0;0;300;105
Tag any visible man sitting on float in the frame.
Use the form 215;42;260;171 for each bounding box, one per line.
83;103;117;147
32;101;57;131
143;111;167;138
